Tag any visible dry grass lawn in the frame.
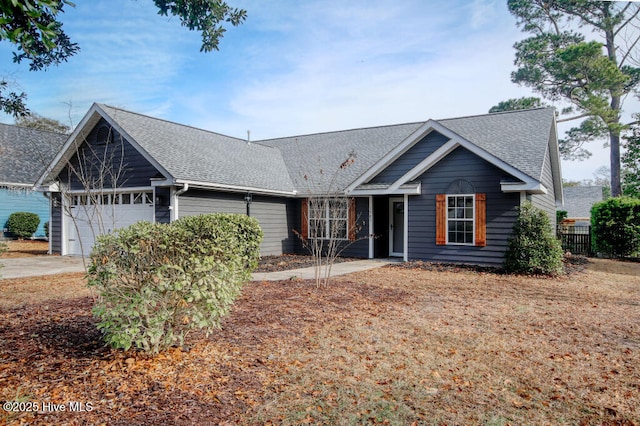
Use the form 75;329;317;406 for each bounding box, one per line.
0;256;638;425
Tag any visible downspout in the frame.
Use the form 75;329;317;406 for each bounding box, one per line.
173;183;189;220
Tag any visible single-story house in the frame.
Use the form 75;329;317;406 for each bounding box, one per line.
36;103;562;266
0;123;66;238
557;186;603;227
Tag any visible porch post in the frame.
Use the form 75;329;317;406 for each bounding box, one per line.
403;194;409;262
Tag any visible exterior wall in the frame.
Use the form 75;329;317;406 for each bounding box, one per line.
370;131;450;184
0;187;50;238
178;189;297;256
50;193;63;254
59;119;161;190
154;187;171;224
530;144;558;227
407;147;519;266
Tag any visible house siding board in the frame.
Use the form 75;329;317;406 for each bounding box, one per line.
530;145;557;227
178;189;297;255
339;197;370;258
60;119;161;190
51;193;62;254
370;131;450;184
154;187;171;224
0;188;50;237
408;147;518;266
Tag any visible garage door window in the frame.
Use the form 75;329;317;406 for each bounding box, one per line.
71;192;153;206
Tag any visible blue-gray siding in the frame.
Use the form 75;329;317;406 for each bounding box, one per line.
59;119;161;190
0;188;50;237
371;131;449;184
178;189;297;256
51;193;62;254
407;147;519;266
530;142;558;227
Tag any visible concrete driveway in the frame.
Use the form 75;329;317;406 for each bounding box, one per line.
0;256;86;279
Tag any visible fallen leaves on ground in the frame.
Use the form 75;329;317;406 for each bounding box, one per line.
0;258;639;425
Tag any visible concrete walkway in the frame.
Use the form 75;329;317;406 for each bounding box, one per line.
251;258;399;282
1;256;398;280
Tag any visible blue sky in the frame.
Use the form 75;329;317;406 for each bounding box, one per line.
0;0;620;181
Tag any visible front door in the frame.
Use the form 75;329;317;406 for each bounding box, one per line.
389;198;404;257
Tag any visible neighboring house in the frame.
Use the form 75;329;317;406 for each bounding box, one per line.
0;123;67;238
558;185;603;227
36;103;562;266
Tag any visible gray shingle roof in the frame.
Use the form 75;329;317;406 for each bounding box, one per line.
98;105;296;193
260;123;423;194
68;105;556;196
439;107;555;181
560;186;603;218
0;123;67;186
261;107;556;193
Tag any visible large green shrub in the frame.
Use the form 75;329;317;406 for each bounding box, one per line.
7;212;40;239
591;197;640;257
88;214;263;355
504;203;564;276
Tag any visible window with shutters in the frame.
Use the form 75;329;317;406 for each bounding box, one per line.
302;197;357;241
436;193;486;247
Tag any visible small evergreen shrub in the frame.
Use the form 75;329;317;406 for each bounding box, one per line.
591;197;640;258
504;203;564;276
7;212;40;239
88;214;263;355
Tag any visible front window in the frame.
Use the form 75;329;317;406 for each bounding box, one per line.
308;198;348;240
447;195;474;245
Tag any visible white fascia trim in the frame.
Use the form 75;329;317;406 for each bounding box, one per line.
35;103;174;189
0;182;32;189
150;178;173;187
388;139;460;192
348;183;422;196
501;181;548;194
95;105;173;182
346;120;443;192
35;103;102;188
174;179;298;197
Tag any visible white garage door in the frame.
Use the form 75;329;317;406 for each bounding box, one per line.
65;191;155;256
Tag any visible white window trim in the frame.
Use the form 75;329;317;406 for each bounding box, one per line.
307;198;349;241
445;194;475;246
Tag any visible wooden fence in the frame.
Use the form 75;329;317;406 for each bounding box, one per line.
557;225;592;256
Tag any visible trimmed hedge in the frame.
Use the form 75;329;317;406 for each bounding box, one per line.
88;214;263;355
7;212;40;239
504;203;564;276
591;197;640;258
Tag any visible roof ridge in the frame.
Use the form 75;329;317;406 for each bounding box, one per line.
438;106;554;122
256;120;425;143
97;103;254;144
0;121;67;137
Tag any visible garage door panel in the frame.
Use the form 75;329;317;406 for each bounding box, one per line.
65;191;154;256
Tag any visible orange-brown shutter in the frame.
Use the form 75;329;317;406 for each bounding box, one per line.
475;193;486;247
436;194;446;245
301;198;308;240
348;197;357;241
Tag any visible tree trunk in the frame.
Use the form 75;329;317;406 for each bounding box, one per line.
610;128;622;197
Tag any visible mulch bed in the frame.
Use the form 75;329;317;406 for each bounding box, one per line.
254;254;361;272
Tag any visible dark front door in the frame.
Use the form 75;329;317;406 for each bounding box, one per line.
389;198;404;257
